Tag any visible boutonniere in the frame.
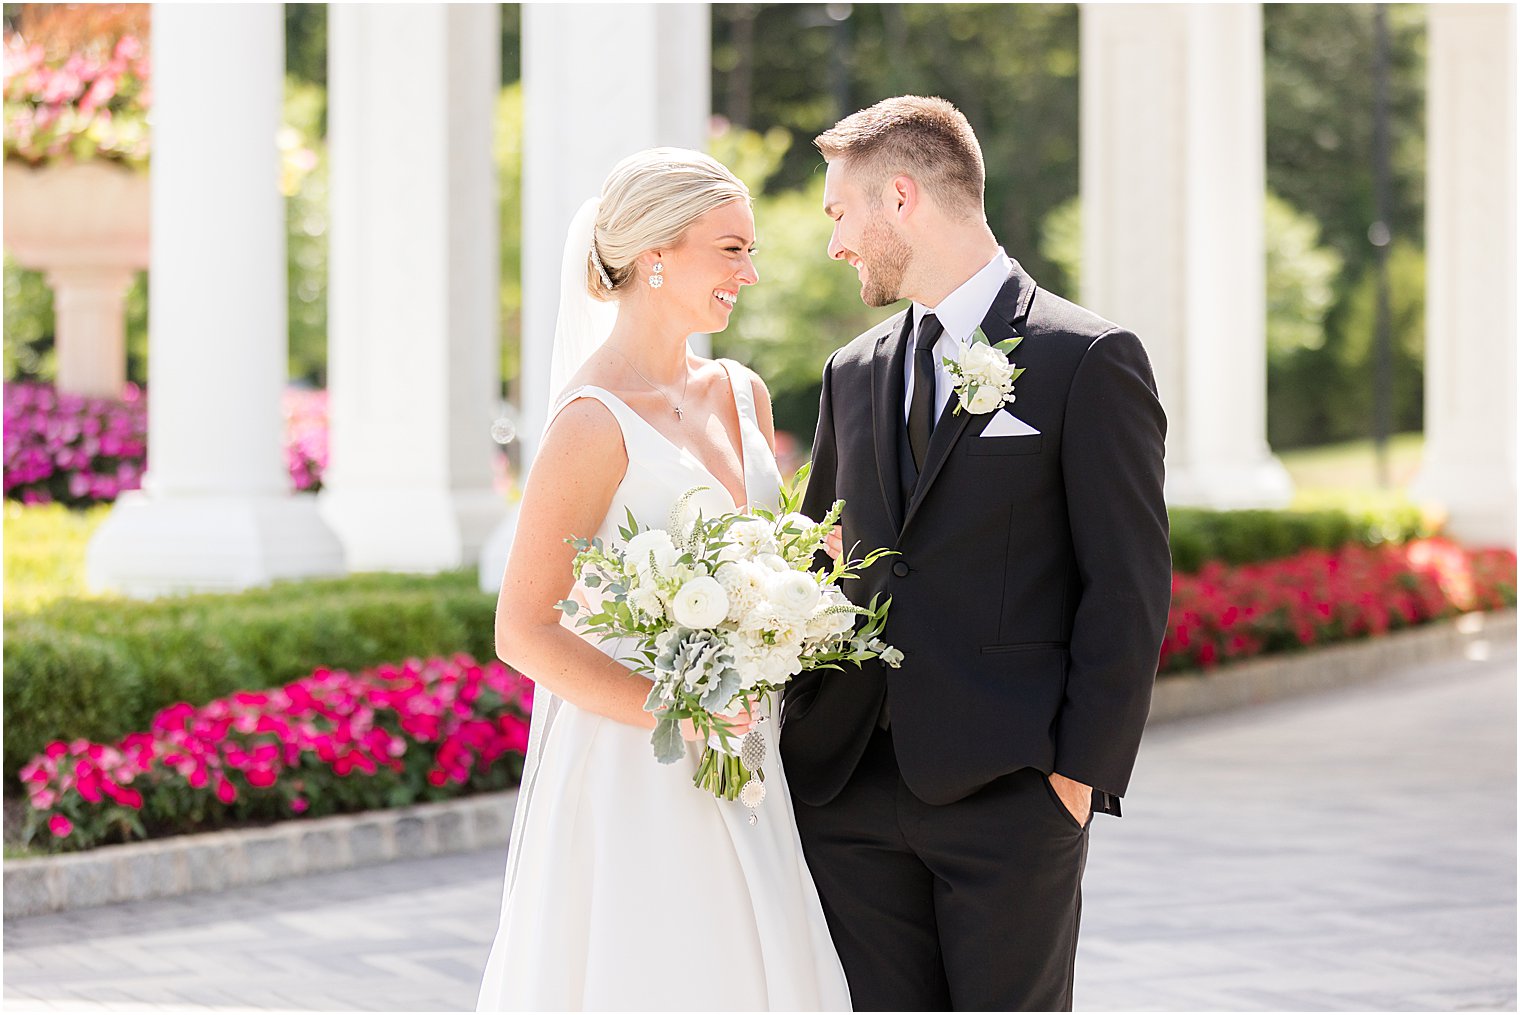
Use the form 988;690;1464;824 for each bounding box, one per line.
944;326;1026;415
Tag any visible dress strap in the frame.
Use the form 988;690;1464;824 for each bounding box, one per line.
718;359;758;430
718;359;776;502
546;385;639;452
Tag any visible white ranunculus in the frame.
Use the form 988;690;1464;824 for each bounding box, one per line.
765;570;821;620
756;553;790;573
671;576;730;629
625;529;679;582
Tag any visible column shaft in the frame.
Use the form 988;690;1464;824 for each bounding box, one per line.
1409;5;1517;547
86;4;344;596
322;4;504;571
1081;3;1291;509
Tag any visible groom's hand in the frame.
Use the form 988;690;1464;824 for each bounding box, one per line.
824;525;843;561
1048;772;1092;827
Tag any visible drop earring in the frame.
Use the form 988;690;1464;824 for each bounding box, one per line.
649;262;664;289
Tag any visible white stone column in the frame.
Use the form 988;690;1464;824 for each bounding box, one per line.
320;4;504;572
1080;3;1292;509
1408;5;1517;548
86;4;344;597
480;3;711;591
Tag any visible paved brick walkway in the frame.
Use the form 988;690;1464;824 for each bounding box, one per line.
4;643;1514;1011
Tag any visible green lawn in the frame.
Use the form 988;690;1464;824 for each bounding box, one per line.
0;435;1428;610
2;501;115;613
1277;432;1425;496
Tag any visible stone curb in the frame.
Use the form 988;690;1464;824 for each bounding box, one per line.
5;609;1513;919
4;788;517;919
1147;608;1515;724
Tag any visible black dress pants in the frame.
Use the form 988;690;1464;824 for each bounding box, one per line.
793;724;1090;1012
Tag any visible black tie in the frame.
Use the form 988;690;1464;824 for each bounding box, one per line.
907;313;944;472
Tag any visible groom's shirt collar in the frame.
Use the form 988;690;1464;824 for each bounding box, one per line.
903;247;1014;425
909;247;1014;345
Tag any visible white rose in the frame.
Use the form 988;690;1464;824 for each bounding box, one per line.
778;511;816;533
756;553;790;573
961;341;1006;376
964;384;1005;414
625;529;679;582
671;576;730;629
765;570;822;620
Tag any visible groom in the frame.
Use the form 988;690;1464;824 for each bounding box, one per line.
783;96;1171;1010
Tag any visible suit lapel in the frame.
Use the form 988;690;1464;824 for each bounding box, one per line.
870;310;913;535
900;263;1039;537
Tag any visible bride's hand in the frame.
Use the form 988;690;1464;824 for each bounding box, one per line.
679;697;762;741
824;525;843;561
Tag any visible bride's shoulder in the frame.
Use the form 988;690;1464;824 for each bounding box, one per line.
542;392;626;462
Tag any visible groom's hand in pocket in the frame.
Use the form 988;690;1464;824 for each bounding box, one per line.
1048;772;1093;827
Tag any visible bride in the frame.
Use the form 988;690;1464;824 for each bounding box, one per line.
475;149;852;1011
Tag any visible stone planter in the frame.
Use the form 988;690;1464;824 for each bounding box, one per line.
2;160;150;398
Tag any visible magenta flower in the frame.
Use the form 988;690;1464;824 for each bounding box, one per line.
4;382;332;505
22;654;536;852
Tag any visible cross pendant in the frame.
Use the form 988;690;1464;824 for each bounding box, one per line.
674;407;684;421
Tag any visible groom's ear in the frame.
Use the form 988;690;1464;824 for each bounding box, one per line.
888;175;919;222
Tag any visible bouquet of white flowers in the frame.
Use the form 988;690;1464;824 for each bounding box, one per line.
556;465;900;817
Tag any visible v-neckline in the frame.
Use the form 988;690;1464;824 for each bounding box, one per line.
583;371;750;511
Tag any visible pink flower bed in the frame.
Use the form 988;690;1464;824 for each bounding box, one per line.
1160;539;1517;672
20;654;533;852
283;387;328;492
2;381;147;505
3;381;331;504
4;32;151;168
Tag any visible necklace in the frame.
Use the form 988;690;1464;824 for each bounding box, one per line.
613;347;690;421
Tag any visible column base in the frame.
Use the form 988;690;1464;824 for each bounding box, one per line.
477;501;521;593
319;486;505;573
85;491;346;598
1409;462;1517;549
1165;455;1295;510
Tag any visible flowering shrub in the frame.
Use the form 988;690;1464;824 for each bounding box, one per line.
3;23;151;169
2;381;146;505
3;381;332;504
19;654;533;852
283;387;328;492
1160;539;1517;673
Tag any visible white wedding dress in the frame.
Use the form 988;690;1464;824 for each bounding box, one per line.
476;360;852;1012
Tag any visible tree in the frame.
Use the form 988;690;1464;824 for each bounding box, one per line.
712;4;1081;292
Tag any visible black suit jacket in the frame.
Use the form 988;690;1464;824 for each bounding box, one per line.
781;262;1171;810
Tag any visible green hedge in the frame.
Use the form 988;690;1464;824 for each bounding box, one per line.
3;571;496;786
4;502;1438;788
1168;502;1434;574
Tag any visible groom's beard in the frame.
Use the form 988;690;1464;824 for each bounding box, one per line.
858;216;913;308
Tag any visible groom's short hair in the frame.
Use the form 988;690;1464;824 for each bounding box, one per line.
815;96;985;220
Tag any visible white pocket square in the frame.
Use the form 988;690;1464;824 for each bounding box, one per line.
980;411;1040;438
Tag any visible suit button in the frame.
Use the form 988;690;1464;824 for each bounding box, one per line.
892;561;910;578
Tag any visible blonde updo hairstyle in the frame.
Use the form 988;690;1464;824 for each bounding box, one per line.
588;147;751;301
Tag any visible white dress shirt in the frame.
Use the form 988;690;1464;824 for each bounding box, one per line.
903;248;1016;424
